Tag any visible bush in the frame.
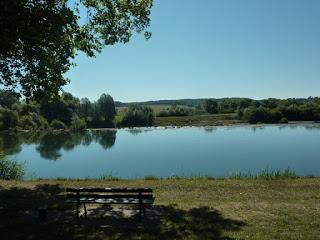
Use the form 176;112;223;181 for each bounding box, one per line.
243;107;283;124
50;119;67;130
33;114;49;130
18;115;37;130
17;113;48;130
121;105;154;127
20;102;40;115
0;153;25;180
204;99;218;114
0;108;19;130
278;117;289;123
70;117;86;131
156;106;194;117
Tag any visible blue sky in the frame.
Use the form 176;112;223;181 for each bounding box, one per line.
65;0;320;102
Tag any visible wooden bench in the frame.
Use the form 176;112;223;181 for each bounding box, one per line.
66;188;154;220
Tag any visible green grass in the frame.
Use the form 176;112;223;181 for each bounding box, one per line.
0;153;25;180
99;173;121;181
0;178;319;239
154;113;242;127
229;168;298;180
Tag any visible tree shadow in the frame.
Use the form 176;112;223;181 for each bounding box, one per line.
0;184;246;240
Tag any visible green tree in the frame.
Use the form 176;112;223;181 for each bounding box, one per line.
0;90;19;108
97;94;116;122
80;98;92;121
204;99;218;114
0;0;153;100
121;105;154;127
0;108;18;130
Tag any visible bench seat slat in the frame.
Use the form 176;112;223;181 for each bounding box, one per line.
66;198;155;204
66;194;154;199
66;188;152;193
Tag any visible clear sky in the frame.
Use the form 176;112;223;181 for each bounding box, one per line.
65;0;320;102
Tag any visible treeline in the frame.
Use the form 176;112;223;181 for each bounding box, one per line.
157;105;198;117
0;90;155;131
203;97;320;123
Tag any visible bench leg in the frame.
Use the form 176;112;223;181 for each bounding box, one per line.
76;203;79;219
143;205;146;216
83;203;87;217
139;204;142;221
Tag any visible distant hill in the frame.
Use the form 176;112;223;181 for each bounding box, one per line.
115;99;206;107
115;97;256;107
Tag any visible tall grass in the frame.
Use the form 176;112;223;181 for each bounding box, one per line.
229;168;297;180
99;173;121;181
0;153;25;180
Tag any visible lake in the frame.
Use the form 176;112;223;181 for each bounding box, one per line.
1;124;320;179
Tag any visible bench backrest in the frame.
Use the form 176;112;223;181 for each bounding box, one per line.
66;188;153;201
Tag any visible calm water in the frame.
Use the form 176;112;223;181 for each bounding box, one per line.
1;125;320;179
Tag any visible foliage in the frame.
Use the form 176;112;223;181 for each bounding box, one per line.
97;94;116;122
242;102;320;124
0;152;24;180
20;102;40;115
0;0;153;100
50;120;67;130
0;91;119;130
70;117;86;131
121;105;154;127
204;99;218;114
18;110;49;130
0;90;19;108
0;108;18;130
79;98;92;121
157;106;194;117
40;93;79;125
278;117;289;124
18;115;37;130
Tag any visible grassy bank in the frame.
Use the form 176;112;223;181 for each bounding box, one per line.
154;113;243;127
0;178;319;239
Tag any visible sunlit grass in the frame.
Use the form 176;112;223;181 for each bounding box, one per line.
0;178;319;239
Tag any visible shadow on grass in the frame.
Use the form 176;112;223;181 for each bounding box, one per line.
0;184;246;240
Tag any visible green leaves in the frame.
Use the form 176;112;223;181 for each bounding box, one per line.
0;0;153;101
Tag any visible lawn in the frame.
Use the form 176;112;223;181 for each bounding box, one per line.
0;178;319;239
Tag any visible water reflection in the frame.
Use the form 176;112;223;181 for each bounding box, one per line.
203;127;217;133
0;130;117;161
126;128;153;135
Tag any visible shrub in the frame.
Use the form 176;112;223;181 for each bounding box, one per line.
204;99;218;114
20;102;40;115
121;105;154;127
0;108;19;130
17;112;48;130
278;117;289;123
50;119;67;130
243;107;283;124
0;153;25;180
157;110;169;117
33;114;49;130
70;117;86;131
156;106;194;117
18;115;37;130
